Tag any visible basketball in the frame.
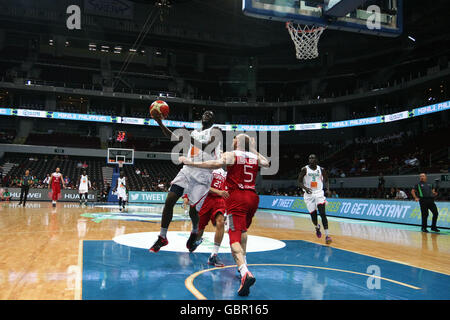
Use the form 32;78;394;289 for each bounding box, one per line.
150;100;170;119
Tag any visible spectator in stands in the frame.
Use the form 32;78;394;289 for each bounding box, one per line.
386;187;396;199
13;176;20;187
0;166;3;180
330;167;338;177
2;188;11;201
77;161;83;168
64;176;70;186
43;174;51;187
82;161;88;168
135;168;141;175
331;191;339;198
395;188;408;200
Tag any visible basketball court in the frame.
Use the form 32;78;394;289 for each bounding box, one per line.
0;202;448;300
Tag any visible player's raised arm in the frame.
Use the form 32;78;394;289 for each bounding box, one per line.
298;167;312;194
153;113;182;143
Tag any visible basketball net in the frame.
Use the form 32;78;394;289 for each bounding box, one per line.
286;22;326;60
118;161;124;169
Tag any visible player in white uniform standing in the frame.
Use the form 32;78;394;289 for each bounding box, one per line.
114;171;128;212
298;154;332;244
150;110;222;253
78;170;91;206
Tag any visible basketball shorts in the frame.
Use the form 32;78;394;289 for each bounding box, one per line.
225;189;259;245
171;165;213;208
117;188;127;201
79;187;88;194
303;190;326;213
198;195;226;230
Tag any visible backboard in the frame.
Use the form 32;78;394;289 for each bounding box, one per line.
242;0;403;37
107;148;134;165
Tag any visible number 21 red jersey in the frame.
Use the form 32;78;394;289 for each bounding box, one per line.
225;150;259;191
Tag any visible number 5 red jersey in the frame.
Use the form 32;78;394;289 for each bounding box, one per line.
225;150;259;191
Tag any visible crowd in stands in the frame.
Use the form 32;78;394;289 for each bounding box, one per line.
132;167;171;192
325;123;449;178
25;133;101;149
0;130;15;143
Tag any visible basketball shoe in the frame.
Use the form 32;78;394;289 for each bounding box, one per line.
238;271;256;296
208;254;224;267
149;235;168;253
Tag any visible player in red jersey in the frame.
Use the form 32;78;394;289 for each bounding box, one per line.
189;168;229;267
49;167;65;207
180;134;270;296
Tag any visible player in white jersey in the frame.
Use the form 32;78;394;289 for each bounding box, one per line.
150;110;222;253
78;170;91;205
298;154;332;244
113;171;128;212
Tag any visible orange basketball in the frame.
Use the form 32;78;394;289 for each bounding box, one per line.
150;100;170;119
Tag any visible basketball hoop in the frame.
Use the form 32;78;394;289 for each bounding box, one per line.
118;160;124;169
286;22;326;60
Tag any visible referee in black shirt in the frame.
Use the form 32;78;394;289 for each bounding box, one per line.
18;170;33;206
411;173;440;233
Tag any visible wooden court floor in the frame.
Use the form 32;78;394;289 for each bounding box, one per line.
0;201;449;300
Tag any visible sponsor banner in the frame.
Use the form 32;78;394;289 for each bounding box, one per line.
84;0;134;19
259;195;450;228
233;124;289;131
0;99;449;131
52;112;115;123
128;191;183;204
384;111;409;122
161;120;199;129
327;116;381;129
16;109;47;118
414;100;450;116
295;123;322;131
6;188;98;202
121;117;145;125
0;108;12;116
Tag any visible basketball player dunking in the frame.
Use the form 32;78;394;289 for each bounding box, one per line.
180;134;270;297
78;170;91;206
298;154;332;244
49;167;65;207
189;167;229;268
114;171;128;212
150;110;222;253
